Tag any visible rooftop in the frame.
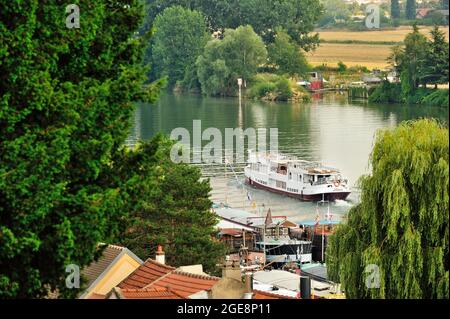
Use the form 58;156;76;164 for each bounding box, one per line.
82;244;143;290
118;259;220;298
113;287;184;299
119;259;175;289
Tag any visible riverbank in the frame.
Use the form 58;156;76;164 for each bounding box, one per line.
369;81;449;107
247;73;311;103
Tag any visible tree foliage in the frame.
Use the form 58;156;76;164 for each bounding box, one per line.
327;119;449;299
196;25;267;96
143;0;323;50
419;26;449;88
267;29;310;78
406;0;417;20
0;0;166;298
110;135;226;273
391;0;400;19
152;6;209;88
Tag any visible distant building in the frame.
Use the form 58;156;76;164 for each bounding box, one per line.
416;8;434;19
416;8;449;20
362;75;383;85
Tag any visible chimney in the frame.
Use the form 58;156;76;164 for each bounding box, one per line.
300;276;311;299
155;245;165;265
222;260;241;281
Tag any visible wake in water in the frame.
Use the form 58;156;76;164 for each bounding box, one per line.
334;199;354;207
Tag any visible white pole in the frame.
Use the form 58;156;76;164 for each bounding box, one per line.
322;208;325;263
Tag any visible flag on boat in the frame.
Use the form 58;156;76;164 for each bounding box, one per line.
314;207;320;226
265;209;273;227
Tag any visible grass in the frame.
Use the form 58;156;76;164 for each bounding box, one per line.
307;26;449;70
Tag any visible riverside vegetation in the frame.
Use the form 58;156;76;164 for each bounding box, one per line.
369;25;449;107
146;2;323;102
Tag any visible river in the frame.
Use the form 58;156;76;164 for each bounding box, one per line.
128;93;448;223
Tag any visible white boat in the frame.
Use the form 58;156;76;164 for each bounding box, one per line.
244;150;351;201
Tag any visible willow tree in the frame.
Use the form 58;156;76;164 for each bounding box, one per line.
327;119;449;299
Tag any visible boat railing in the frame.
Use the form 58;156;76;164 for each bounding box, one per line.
251;151;340;173
312;177;348;186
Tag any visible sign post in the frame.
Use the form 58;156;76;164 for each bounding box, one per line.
237;78;243;106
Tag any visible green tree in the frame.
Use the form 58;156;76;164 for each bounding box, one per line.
196;25;267;96
419;26;449;88
143;0;323;50
406;0;417;20
337;61;348;73
327;119;449;299
403;24;428;90
318;0;351;27
391;0;400;19
152;6;209;88
268;29;310;78
109;135;226;273
0;0;165;298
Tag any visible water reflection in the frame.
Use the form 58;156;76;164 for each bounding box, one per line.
129;93;448;222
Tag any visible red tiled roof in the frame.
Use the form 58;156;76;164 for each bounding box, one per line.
145;270;219;298
115;287;184;299
119;259;176;289
253;290;298;299
117;259;220;298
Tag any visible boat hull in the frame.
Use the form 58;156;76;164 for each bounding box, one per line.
246;178;351;202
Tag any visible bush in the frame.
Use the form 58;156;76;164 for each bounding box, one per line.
249;81;277;99
370;81;449;107
248;73;294;101
275;77;293;101
369;81;403;103
337;61;348;73
420;89;449;107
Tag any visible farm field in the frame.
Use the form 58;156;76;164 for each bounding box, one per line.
317;26;449;43
307;26;449;70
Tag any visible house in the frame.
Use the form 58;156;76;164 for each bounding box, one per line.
102;246;311;300
110;286;184;299
416;8;434;19
79;244;143;299
362;74;383;86
111;247;220;299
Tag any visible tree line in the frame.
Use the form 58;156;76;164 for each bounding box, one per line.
149;4;317;98
0;0;224;298
370;24;449;106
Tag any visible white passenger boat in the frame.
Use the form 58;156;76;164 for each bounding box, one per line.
244;150;351;201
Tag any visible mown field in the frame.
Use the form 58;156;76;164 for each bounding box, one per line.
307;26;450;70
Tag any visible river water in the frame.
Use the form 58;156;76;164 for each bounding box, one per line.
128;93;448;223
